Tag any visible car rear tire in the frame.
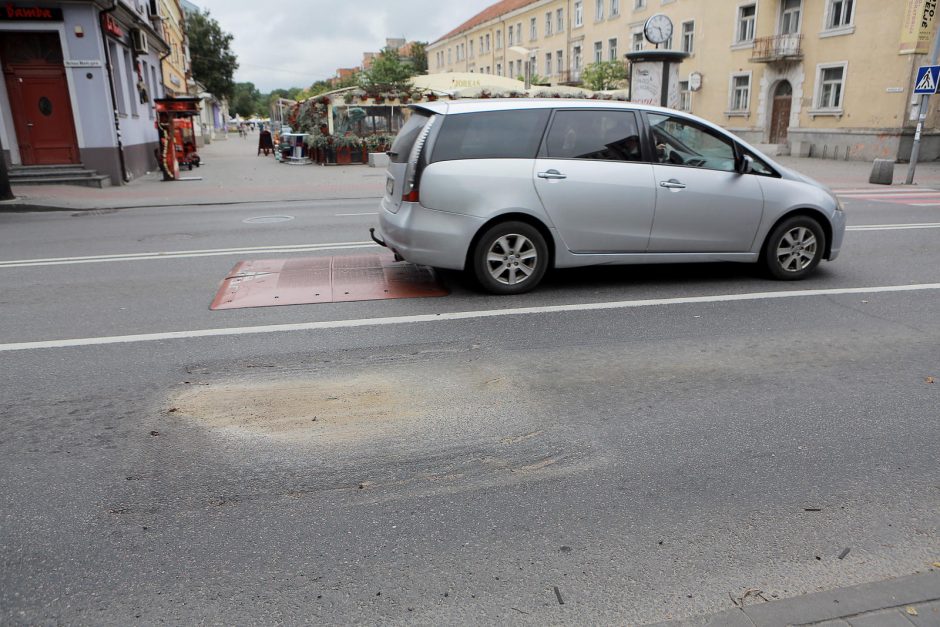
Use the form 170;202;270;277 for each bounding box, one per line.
471;221;548;295
762;216;826;280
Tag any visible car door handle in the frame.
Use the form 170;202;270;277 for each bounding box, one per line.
538;169;567;180
659;179;686;189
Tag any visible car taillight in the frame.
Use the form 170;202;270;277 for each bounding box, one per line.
402;115;436;204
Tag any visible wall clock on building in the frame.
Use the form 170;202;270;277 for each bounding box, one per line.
644;14;673;46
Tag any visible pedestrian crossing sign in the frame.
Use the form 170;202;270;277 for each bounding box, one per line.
914;65;940;95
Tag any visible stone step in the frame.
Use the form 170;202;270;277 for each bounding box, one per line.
9;163;111;188
10;169;98;179
11;174;112;188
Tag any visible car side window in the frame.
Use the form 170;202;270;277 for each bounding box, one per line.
545;110;643;162
430;109;550;162
647;113;736;172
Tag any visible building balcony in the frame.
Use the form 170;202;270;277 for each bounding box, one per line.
558;69;582;85
751;34;803;63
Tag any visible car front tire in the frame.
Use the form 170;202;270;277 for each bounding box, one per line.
471;221;548;295
763;216;826;280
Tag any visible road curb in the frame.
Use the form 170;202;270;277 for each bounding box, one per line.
651;570;940;626
0;195;384;213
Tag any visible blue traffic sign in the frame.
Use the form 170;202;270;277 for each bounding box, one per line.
914;65;940;95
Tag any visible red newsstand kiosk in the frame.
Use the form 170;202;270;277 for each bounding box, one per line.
155;97;201;181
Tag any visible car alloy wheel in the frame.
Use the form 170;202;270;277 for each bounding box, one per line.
472;221;548;294
763;216;825;280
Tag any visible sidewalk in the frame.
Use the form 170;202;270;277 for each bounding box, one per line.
1;134;387;212
651;570;940;627
3;136;940;212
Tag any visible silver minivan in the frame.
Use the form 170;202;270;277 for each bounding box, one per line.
373;99;846;295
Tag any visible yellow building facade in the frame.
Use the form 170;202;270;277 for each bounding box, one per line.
157;0;189;96
427;0;939;161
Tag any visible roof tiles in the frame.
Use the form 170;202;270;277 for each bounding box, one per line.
434;0;541;43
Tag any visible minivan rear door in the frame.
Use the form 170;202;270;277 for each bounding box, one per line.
385;109;432;210
533;109;656;253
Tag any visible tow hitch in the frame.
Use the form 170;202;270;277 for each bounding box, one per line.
369;228;403;261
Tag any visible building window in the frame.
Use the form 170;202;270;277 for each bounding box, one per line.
611;0;620;17
556;50;564;76
737;4;756;43
826;0;854;29
815;63;846;110
485;33;491;51
546;12;553;36
109;41;127;115
508;25;514;46
730;73;751;112
509;60;515;78
679;80;692;111
151;65;159;99
609;37;618;60
448;48;452;64
497;62;502;76
573;44;582;71
123;48;138;116
557;8;565;32
516;23;522;44
594;41;603;62
635;0;646;9
575;1;584;27
530;17;537;40
546;52;553;75
595;0;604;21
632;31;644;51
496;30;503;49
469;40;474;58
780;0;801;34
681;20;694;53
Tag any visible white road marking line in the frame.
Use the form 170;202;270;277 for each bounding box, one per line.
335;212;379;216
848;222;940;231
835;188;940;195
909;203;940;207
0;242;379;268
2;282;939;353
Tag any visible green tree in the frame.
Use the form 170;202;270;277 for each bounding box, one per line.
359;47;414;95
408;42;428;75
186;10;238;100
580;60;628;91
231;82;263;117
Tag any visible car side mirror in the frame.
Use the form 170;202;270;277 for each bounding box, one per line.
737;154;754;175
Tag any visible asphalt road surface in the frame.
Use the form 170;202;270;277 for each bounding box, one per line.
1;194;938;625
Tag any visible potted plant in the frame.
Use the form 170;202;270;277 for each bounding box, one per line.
333;134;361;164
427;93;438;102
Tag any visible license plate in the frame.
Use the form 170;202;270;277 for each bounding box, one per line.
386;177;395;196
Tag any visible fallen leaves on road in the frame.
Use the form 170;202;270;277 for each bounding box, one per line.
926;376;936;384
906;607;919;616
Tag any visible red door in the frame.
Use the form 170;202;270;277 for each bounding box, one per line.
2;33;80;165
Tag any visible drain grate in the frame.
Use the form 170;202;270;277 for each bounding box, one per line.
210;252;448;309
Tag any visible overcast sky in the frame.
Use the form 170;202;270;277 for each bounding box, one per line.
192;1;497;92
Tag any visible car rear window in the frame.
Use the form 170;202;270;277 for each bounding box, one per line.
431;109;550;163
389;110;431;164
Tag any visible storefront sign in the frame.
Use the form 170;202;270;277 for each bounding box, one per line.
102;13;123;38
64;59;103;68
900;0;939;55
0;4;63;20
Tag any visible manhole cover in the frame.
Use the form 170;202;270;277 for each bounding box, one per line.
242;215;295;224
